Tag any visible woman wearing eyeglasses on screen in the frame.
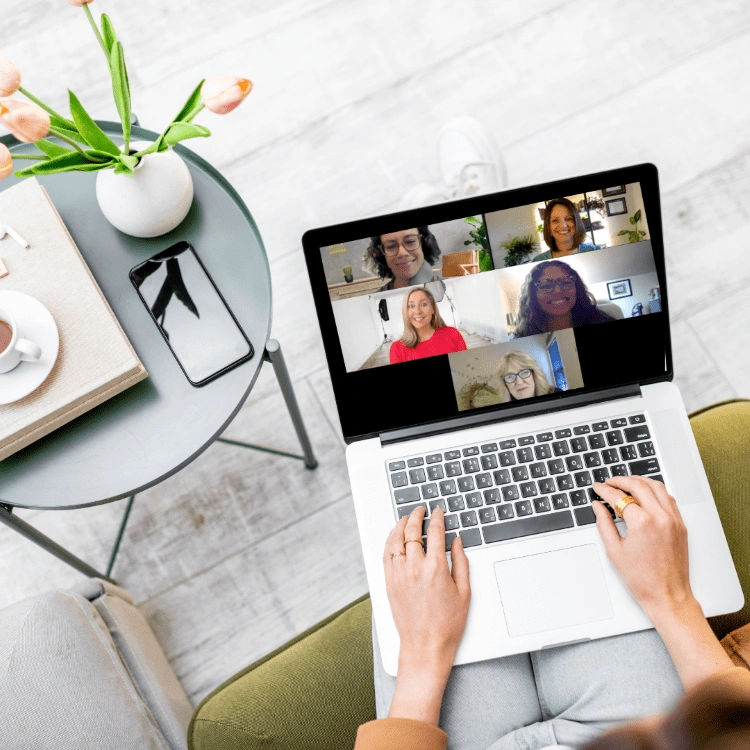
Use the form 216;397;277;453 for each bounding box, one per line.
365;228;442;290
495;350;560;401
513;260;615;339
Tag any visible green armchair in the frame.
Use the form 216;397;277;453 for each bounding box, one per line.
189;399;750;750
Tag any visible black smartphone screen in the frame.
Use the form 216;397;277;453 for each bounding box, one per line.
130;241;254;386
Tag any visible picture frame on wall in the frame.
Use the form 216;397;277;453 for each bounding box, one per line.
606;197;628;216
602;186;626;197
607;278;632;300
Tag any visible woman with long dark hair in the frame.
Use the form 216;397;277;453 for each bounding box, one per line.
513;260;615;338
364;227;442;290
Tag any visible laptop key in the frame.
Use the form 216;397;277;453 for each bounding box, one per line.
445;514;460;531
552;493;569;509
571;437;588;453
584;452;601;468
476;473;493;489
570;490;588;506
592;421;608;431
606;430;624;446
493;469;511;485
463;458;481;473
629;458;660;475
602;448;619;464
427;465;444;481
547;458;565;475
555;429;572;439
638;441;656;457
426;453;442;464
620;445;637;461
629;414;646;424
516;447;534;463
479;507;496;524
397;502;427;519
556;475;574;490
463;446;479;457
497;504;514;520
536;432;553;442
422;483;439;499
439;480;457;496
573;506;597;525
552;440;570;456
588;434;606;450
409;468;426;484
651;474;664;484
534;444;553;460
394;487;421;504
481;443;498;453
574;471;592;487
611;464;628;476
444;531;457;551
573;425;590;435
539;478;556;494
518;436;535;445
407;457;424;467
459;528;483;547
429;498;447;512
611;418;628;428
499;451;516;467
389;461;405;471
447;496;465;512
483;510;574;543
515;500;533;517
565;455;584;471
593;467;610;483
445;461;462;477
502;485;520;502
530;462;547;478
520;482;538;498
534;497;551;513
460;511;478;527
466;492;483;508
483;488;501;505
391;472;408;488
624;426;650;442
481;454;498;470
499;439;517;450
458;476;475;492
445;450;461;460
512;466;529;482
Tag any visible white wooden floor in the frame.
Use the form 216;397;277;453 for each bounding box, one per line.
2;0;750;706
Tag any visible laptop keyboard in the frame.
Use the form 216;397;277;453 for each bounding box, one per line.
386;413;664;552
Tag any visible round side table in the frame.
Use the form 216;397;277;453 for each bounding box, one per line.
0;122;317;582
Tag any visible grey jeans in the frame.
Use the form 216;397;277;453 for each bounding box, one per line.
373;620;684;750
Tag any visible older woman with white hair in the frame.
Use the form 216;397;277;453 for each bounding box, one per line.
494;349;560;401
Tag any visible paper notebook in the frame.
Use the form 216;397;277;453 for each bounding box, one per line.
0;178;147;461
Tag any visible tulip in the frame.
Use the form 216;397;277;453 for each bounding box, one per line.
66;0;95;5
0;59;21;98
0;144;12;179
0;99;50;143
201;76;253;115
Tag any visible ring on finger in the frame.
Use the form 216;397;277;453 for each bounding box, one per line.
614;495;639;519
390;550;406;559
404;537;424;548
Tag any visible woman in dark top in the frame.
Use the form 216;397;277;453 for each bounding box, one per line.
513;260;615;339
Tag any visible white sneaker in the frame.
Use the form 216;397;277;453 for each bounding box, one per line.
398;182;448;211
437;116;507;199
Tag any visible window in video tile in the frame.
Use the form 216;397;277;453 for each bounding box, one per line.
449;329;584;412
486;182;651;269
322;215;494;303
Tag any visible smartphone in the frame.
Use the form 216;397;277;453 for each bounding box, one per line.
130;241;254;386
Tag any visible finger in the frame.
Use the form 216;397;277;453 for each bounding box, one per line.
601;475;662;514
592;499;623;559
638;476;681;519
592;481;647;523
383;517;409;565
403;506;426;558
450;535;471;600
426;507;448;564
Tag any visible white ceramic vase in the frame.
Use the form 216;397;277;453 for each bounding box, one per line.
95;140;194;238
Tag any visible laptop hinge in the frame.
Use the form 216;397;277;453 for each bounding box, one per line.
379;384;642;447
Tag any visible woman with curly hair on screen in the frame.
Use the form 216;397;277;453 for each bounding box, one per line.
513;260;615;339
364;227;442;290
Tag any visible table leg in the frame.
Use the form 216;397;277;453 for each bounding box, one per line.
265;339;319;470
0;503;116;583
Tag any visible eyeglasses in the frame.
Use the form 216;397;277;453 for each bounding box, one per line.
503;369;532;384
382;234;421;256
534;276;576;294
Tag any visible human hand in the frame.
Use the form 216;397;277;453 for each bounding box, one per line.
383;506;470;724
592;475;693;618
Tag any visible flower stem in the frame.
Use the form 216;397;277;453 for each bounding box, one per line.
11;154;50;160
18;86;75;130
84;4;109;60
189;103;205;121
48;127;87;156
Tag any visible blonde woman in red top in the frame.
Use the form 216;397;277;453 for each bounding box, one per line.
389;288;467;365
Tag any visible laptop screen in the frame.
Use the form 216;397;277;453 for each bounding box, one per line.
303;164;670;442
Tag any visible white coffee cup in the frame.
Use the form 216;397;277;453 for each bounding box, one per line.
0;305;42;374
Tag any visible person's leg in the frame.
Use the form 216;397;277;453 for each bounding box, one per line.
372;617;544;750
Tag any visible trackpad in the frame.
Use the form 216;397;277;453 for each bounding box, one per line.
494;545;614;637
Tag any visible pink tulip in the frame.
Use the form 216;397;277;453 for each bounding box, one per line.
0;143;12;179
201;76;253;115
0;59;21;98
0;99;50;143
66;0;95;5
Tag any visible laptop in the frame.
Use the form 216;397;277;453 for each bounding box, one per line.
302;163;743;676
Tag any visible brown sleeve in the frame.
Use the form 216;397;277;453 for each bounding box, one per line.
583;667;750;750
355;718;448;750
721;621;750;669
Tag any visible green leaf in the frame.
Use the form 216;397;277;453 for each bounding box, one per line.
68;161;115;172
629;216;635;225
68;89;121;155
49;124;89;145
171;80;206;124
118;153;138;170
634;209;641;223
85;148;120;162
617;230;630;236
100;13;117;55
163;121;211;146
110;41;131;147
14;151;90;176
464;216;482;227
35;139;73;158
114;160;135;177
49;112;77;132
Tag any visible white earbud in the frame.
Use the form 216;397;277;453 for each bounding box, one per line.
0;223;29;249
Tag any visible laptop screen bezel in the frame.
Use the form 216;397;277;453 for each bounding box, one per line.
302;163;672;444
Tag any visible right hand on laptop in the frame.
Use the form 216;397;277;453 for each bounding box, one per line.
383;506;471;724
592;475;733;689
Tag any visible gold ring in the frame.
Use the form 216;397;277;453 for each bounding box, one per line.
614;495;639;519
404;537;424;548
390;551;406;559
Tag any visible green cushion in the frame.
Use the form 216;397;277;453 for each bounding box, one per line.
188;593;375;750
189;399;750;750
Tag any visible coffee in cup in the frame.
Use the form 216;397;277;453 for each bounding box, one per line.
0;319;13;353
0;305;43;374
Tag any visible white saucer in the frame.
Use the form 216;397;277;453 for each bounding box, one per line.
0;290;60;405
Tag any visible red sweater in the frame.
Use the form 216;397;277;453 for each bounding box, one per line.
389;327;467;364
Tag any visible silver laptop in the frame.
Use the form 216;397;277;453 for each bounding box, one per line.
302;163;743;676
